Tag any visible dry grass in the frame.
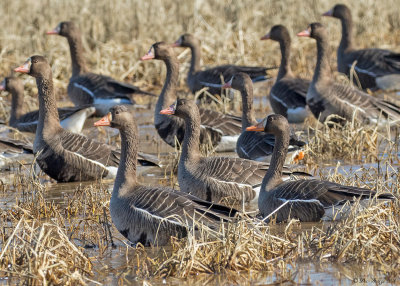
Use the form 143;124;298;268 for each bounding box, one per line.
1;0;400;284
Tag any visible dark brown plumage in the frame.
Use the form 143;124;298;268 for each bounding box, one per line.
95;105;237;246
47;21;155;116
323;4;400;90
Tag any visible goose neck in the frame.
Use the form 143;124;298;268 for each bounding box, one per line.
240;85;257;131
155;56;179;121
67;32;88;76
188;43;201;76
338;15;354;53
312;35;331;84
9;86;25;126
114;126;138;197
180;110;201;165
277;38;293;80
261;128;289;192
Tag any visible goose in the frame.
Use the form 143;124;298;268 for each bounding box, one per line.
297;23;400;125
46;21;156;116
222;72;305;163
323;4;400;91
0;76;95;133
0;137;33;170
247;114;394;222
160;99;310;205
141;42;242;152
261;25;310;123
14;56;159;182
94;105;237;246
172;33;275;99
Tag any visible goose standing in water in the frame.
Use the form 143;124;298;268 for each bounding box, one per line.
160;99;309;205
247;114;394;222
14;56;158;182
323;4;400;91
261;25;310;123
222;72;305;163
46;21;155;115
297;23;400;125
172;33;275;98
0;76;95;133
141;42;242;152
94;105;237;246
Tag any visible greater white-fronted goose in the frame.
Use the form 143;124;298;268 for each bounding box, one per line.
0;76;95;133
261;25;310;123
222;73;305;163
247;114;394;222
323;4;400;90
46;21;155;115
94;105;237;246
160;99;310;205
14;56;158;182
298;23;400;125
173;33;275;98
0;137;33;169
141;42;242;152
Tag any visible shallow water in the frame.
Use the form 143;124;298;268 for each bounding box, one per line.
0;103;399;285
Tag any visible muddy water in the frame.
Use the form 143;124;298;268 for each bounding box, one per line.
0;102;396;285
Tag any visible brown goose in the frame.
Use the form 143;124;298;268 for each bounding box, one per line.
323;4;400;90
14;56;158;182
160;99;310;205
141;42;242;152
298;23;400;125
46;21;155;115
172;33;275;98
261;25;310;123
222;73;305;163
94;105;237;246
0;76;95;133
247;114;394;222
0;137;33;169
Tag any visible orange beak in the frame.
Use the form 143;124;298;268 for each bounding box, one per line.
94;112;112;126
160;104;176;115
297;29;311;37
246;121;264;132
14;61;31;73
260;32;270;40
293;151;305;163
322;9;333;17
46;29;59;35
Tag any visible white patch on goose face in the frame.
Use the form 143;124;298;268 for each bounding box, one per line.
270;92;288;108
73;83;94;98
215;135;240;152
287;107;308;123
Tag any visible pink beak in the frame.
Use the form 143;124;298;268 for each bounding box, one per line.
297;29;311;37
14;62;30;73
260;32;271;40
46;29;59;35
322;9;333;17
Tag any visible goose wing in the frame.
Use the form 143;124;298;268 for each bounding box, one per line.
346;49;400;77
271;77;309;109
59;130;119;167
197;65;273;84
199;108;242;135
155;114;223;148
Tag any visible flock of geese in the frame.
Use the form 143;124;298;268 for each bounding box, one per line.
1;4;399;246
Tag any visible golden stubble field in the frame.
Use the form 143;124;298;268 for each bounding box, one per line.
1;0;400;284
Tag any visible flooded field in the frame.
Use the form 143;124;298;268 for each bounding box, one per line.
1;99;399;285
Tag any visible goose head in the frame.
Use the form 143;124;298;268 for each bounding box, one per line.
14;56;51;79
323;4;351;20
222;72;252;93
94;105;134;130
297;22;326;40
141;42;175;61
159;98;195;119
172;33;199;48
246;114;289;135
261;25;290;42
46;21;78;37
0;76;23;94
